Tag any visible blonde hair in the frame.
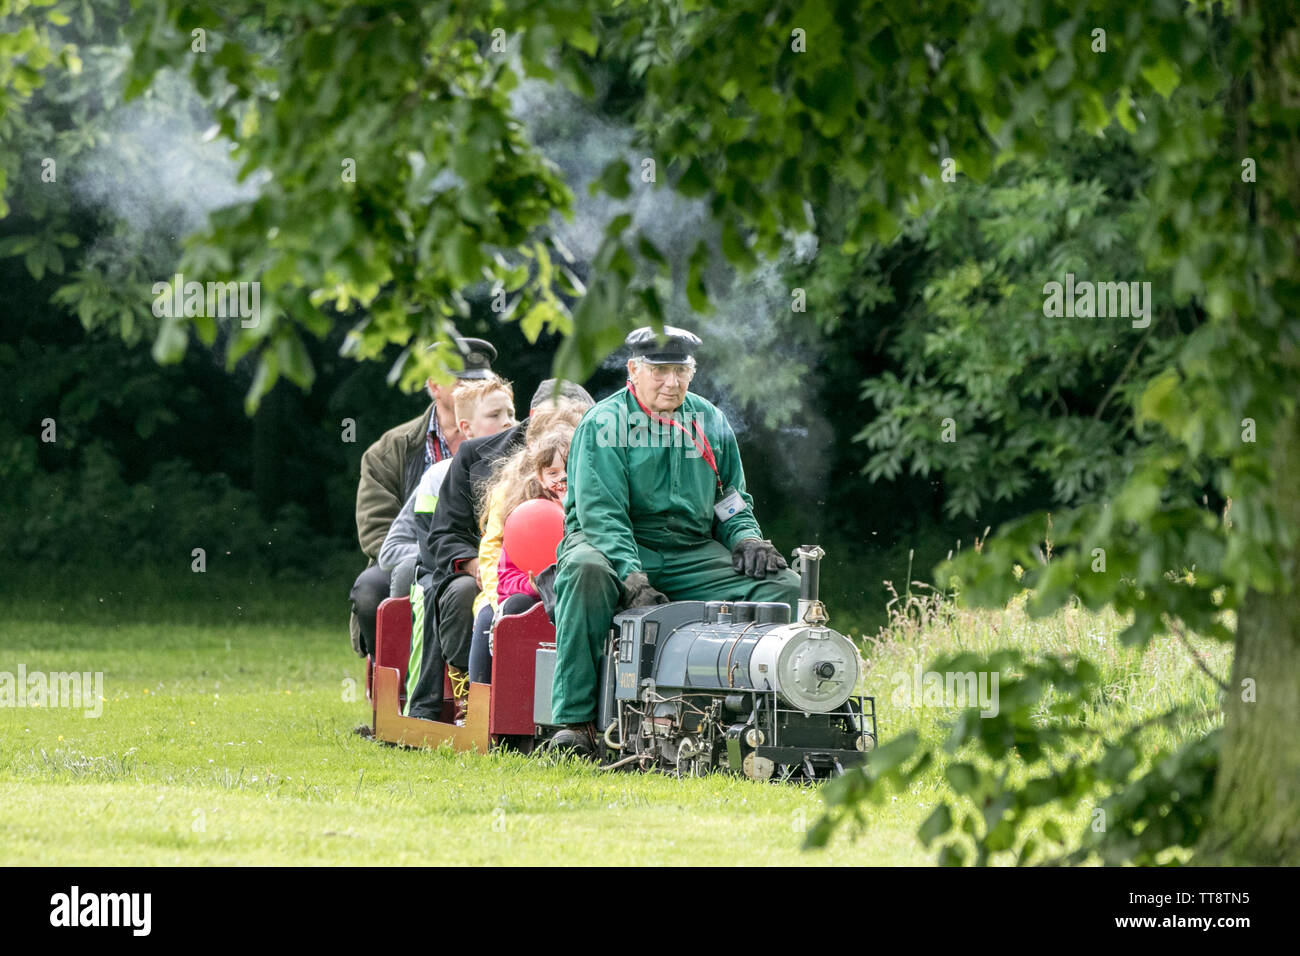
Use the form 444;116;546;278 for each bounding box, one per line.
478;423;575;532
453;376;513;424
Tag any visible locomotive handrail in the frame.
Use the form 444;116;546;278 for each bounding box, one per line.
724;621;759;688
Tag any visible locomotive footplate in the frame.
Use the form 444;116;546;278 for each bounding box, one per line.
755;746;865;778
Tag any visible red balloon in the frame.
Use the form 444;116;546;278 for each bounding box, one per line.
502;498;565;576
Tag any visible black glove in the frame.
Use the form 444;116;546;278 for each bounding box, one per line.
731;538;788;579
622;571;669;608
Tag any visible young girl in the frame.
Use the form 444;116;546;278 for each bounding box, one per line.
467;424;574;684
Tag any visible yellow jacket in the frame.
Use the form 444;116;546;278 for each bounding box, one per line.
473;485;507;616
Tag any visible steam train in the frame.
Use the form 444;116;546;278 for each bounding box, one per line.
366;546;877;780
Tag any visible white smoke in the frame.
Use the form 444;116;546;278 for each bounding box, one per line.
512;70;832;495
70;71;260;249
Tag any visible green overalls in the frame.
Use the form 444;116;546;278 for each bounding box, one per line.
549;387;800;725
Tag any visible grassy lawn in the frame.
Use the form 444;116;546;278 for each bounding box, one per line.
0;568;1229;865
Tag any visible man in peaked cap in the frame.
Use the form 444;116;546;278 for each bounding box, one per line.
548;325;798;755
348;335;499;659
428;336;497;380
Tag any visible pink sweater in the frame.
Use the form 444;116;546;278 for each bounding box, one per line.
496;545;540;601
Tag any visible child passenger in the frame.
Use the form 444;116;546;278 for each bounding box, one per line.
378;376;515;597
467;424;574;684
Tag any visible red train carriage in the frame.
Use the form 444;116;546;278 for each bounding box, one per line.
366;597;554;752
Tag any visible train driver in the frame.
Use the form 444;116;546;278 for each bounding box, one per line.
548;325;800;754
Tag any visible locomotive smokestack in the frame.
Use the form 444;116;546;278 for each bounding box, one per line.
794;545;827;624
797;545;823;603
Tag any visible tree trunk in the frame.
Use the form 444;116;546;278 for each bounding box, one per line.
1196;0;1300;865
1197;408;1300;864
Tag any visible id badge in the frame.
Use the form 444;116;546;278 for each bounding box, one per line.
714;485;746;522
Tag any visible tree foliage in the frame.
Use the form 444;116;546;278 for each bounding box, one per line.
115;0;605;406
806;649;1220;865
4;0;1297;862
847;154;1190;519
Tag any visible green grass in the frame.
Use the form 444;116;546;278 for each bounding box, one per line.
0;567;1230;865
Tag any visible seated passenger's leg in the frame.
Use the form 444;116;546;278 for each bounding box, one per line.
437;575;480;721
389;557;417;598
468;603;494;685
477;594;540;685
499;593;539;616
657;540;800;608
349;563;391;657
404;571;446;719
436;575;480;671
551;534;621;727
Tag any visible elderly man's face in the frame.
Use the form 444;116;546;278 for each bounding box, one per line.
627;358;693;415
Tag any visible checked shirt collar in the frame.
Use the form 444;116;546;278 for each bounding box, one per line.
425;406;451;466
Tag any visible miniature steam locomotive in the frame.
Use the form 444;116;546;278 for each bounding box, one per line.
535;546;876;779
368;546;877;781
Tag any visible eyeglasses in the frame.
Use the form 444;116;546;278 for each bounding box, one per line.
645;363;695;382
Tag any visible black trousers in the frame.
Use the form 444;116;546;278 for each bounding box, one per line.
436;574;479;670
404;572;478;720
349;563;390;657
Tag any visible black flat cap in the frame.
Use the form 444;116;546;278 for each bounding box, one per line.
625;325;702;364
454;336;497;379
427;336;498;379
530;379;595;411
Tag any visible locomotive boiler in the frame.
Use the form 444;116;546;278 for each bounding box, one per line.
536;545;877;780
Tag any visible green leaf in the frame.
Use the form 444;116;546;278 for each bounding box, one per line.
444;230;480;282
1141;58;1180;99
151;314;188;365
274;331;314;389
24;246;46;280
937;844;966;866
567;26;598;57
637;235;667;269
605;212;633;238
593;159;631;199
0;235;36;257
802;814;835;850
919;802;953;847
686;240;710;312
1137;369;1181;425
720;219;756;269
944;762;980;797
1114;89;1137;133
676;159;711;198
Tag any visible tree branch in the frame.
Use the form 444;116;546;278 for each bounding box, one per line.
1093;318;1156;422
1168;618;1231;692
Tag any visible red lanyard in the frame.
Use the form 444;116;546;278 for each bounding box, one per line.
626;381;723;492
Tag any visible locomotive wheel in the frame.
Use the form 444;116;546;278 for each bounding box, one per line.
674;737;700;777
742;751;775;780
